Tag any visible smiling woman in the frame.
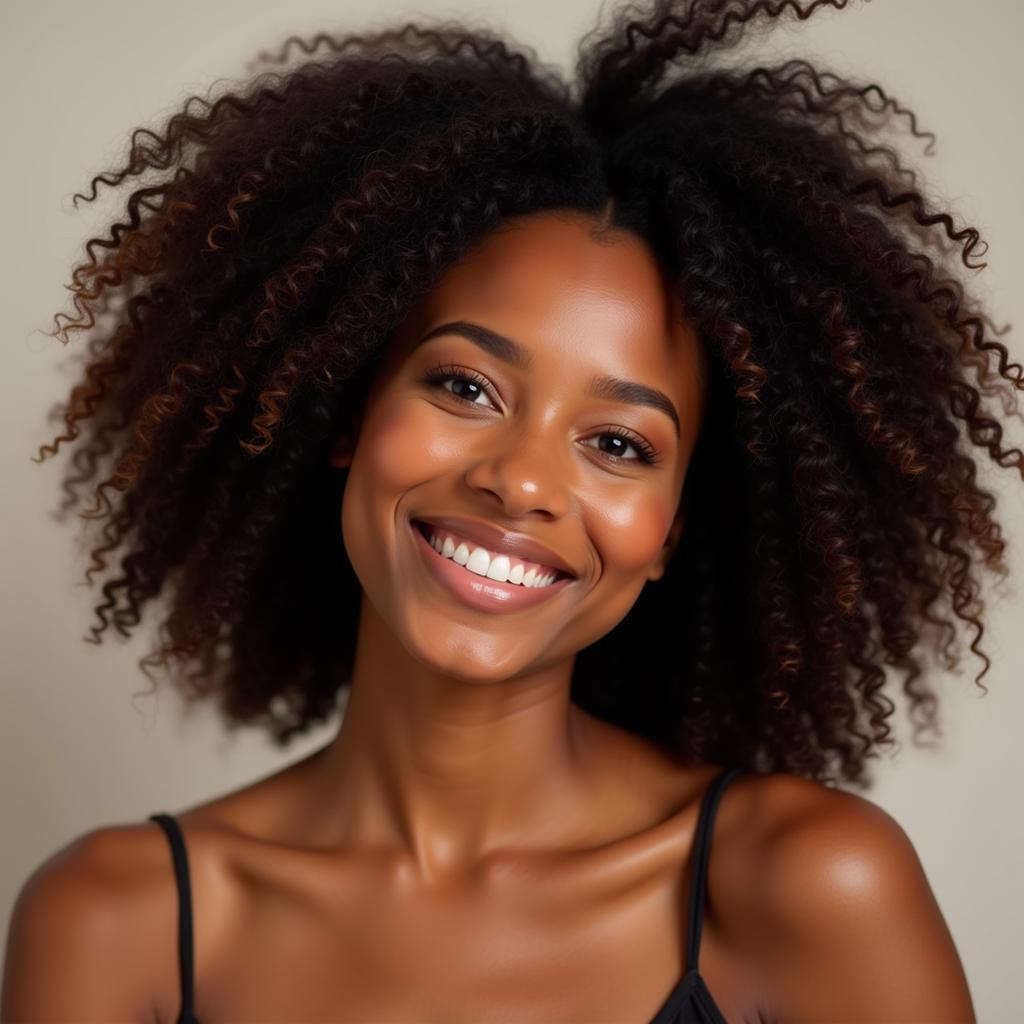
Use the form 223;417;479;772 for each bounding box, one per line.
2;0;1008;1021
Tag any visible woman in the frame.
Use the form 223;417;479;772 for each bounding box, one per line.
1;0;998;1019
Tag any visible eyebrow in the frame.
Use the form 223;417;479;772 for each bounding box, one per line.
413;320;681;438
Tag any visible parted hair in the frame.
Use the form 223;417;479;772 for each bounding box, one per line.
36;0;1019;788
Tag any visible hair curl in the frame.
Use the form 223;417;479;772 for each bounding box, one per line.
34;0;1020;789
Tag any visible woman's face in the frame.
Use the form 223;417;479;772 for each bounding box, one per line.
331;209;706;684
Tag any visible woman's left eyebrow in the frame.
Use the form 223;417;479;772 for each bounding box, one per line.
413;319;681;438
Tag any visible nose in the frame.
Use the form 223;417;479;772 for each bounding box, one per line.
462;421;574;519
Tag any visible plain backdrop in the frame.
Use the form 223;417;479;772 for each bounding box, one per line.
2;0;1022;1018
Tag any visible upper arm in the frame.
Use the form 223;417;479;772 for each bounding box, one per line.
744;780;976;1024
1;828;158;1024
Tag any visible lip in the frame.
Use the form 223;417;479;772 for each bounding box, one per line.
411;514;577;579
409;518;575;614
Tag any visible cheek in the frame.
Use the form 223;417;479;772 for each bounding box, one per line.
340;391;464;571
338;394;432;592
592;493;674;576
349;393;453;496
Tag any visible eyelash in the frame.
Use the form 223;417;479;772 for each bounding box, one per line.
421;362;661;466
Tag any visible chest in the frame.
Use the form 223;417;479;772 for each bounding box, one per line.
155;848;753;1023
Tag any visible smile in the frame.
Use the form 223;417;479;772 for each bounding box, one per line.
409;518;574;613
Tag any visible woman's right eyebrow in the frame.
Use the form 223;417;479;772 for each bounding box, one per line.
413;319;681;438
414;320;532;370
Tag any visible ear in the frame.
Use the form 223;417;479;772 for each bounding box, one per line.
647;506;686;583
327;404;364;470
328;432;354;470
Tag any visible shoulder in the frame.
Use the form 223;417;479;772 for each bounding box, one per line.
1;821;181;1022
716;770;930;916
711;771;976;1024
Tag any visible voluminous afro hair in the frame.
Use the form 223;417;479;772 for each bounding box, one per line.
35;0;1020;789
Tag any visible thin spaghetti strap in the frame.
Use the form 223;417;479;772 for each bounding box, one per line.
148;813;197;1024
684;766;747;974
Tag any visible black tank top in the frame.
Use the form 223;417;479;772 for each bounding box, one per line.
148;764;745;1024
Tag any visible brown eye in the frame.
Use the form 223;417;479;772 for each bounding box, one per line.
422;364;499;410
582;428;659;465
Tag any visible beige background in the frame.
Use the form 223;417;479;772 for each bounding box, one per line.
2;0;1022;1018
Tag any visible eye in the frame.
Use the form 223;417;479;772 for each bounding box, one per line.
581;428;660;466
422;362;499;410
421;363;661;467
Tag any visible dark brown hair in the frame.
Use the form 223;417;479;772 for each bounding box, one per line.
35;0;1019;789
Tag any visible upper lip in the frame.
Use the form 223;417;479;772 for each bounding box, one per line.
413;515;578;579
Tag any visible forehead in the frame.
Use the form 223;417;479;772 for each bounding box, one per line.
386;211;705;431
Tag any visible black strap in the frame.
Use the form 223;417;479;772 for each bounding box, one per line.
685;766;747;974
149;813;196;1023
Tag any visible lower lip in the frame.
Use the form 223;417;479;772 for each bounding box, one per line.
409;520;575;614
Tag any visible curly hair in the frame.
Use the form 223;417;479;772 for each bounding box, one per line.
34;0;1020;790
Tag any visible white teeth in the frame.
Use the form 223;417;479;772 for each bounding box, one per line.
466;547;491;576
485;554;512;582
422;526;560;588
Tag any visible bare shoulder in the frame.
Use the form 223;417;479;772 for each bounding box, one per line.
1;820;183;1023
711;771;976;1024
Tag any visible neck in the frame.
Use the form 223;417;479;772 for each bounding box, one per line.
304;596;603;881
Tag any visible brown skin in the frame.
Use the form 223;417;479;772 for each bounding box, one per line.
2;211;975;1023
